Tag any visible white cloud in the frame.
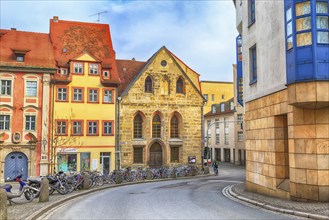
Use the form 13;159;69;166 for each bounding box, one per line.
0;0;238;82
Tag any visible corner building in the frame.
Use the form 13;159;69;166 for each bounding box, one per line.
234;0;329;201
117;47;204;168
50;17;120;174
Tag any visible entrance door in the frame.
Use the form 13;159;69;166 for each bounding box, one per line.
4;152;28;181
100;152;111;174
149;142;163;167
224;148;231;162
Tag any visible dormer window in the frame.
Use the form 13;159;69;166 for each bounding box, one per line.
60;68;68;75
103;70;110;78
212;105;216;113
74;63;83;74
16;54;24;62
90;64;98;75
220;103;225;112
230;102;234;110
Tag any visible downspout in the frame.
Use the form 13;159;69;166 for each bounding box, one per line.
50;80;55;174
201;101;205;169
116;94;121;170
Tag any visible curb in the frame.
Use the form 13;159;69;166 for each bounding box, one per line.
227;185;329;220
27;174;213;220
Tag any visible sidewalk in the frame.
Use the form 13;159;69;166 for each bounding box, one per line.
229;183;329;220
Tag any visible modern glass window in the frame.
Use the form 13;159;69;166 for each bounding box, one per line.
134;114;143;138
249;0;256;25
89;64;98;74
1;80;11;95
215;119;220;145
25;115;36;131
0;115;10;130
250;45;257;83
145;76;153;93
103;90;113;103
238;131;244;142
171;147;179;162
57;88;67;101
152;114;161;138
286;7;294;50
73;88;83;102
88;89;98;102
296;1;312;47
72;121;82;135
56;121;67;135
26;81;37;97
170;115;179;138
88;121;98;135
176;78;184;94
316;1;329;44
74;63;83;73
133;147;143;164
103;121;113;135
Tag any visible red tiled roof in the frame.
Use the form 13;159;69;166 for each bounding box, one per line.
0;29;56;69
116;59;146;96
49;18;120;83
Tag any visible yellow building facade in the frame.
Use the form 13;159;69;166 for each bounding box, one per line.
49;17;120;174
200;81;234;113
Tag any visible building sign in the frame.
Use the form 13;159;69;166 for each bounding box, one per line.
188;156;196;164
57;148;78;153
236;35;243;106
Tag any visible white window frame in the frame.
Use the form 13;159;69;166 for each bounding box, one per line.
1;80;12;96
57;88;67;101
89;64;98;75
73;88;83;102
89;89;98;102
25;115;36;131
103;122;113;135
238;131;244;142
26;81;37;97
74;63;83;73
60;68;68;75
0;115;10;130
103;90;113;103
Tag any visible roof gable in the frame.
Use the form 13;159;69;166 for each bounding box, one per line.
72;51;101;62
120;46;205;102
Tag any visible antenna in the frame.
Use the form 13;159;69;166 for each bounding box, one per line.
89;11;107;23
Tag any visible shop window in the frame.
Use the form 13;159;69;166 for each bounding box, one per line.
0;115;10;130
171;147;179;162
57;154;77;172
134;114;143;138
152;114;161;138
26;81;37;97
170;115;179;138
25;115;36;131
80;153;90;171
133;147;143;164
1;80;12;96
145;76;153;93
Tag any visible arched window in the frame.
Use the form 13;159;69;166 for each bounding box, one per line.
145;76;153;93
152;114;161;138
176;77;184;94
134;114;143;138
170;115;179;138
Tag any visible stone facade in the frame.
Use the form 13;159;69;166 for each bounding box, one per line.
118;47;204;168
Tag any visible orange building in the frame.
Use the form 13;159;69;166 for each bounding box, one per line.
0;28;56;181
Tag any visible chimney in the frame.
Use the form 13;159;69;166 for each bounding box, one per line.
53;16;59;22
11;28;17;31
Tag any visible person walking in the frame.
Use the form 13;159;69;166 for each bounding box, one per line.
212;160;219;176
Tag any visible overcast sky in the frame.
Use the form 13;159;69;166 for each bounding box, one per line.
0;0;238;82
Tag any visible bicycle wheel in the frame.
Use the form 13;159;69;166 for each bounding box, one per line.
24;189;35;201
95;176;104;186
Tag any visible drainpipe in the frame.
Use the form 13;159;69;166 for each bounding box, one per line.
116;96;121;170
50;80;55;174
201;102;205;169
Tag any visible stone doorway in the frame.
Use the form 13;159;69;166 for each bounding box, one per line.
149;142;163;167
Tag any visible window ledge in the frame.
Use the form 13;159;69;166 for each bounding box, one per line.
249;79;257;85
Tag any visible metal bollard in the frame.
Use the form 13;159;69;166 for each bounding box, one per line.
83;173;90;190
0;189;7;220
39;178;49;202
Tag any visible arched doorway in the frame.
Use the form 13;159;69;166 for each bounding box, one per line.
149;142;163;167
4;152;28;181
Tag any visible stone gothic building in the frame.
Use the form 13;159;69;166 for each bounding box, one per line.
117;46;205;168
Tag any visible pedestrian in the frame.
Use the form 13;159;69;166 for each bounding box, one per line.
212;160;219;176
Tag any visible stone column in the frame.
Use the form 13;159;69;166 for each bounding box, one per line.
0;189;7;220
83;174;90;189
39;178;49;202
